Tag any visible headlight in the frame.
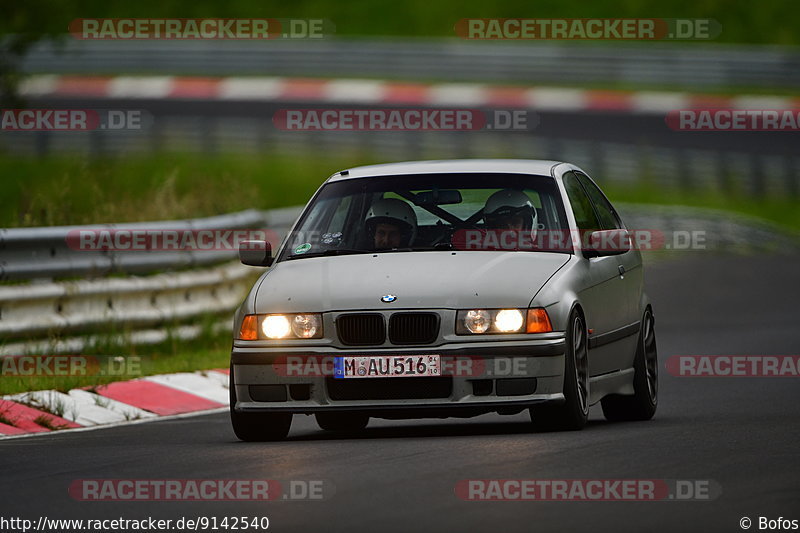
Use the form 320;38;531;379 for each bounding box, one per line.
494;309;525;332
464;309;492;334
291;314;321;338
456;308;552;335
238;313;323;340
263;315;291;339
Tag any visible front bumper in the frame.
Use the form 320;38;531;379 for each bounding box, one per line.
231;336;566;415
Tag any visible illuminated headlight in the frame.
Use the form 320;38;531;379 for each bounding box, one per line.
494;309;525;332
262;315;291;339
456;308;552;335
239;313;323;340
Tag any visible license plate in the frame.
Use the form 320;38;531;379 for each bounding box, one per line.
334;355;441;379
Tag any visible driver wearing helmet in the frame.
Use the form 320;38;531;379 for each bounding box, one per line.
484;189;538;231
364;198;418;250
482;189;538;249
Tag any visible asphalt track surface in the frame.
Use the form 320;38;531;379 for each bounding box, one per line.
1;252;798;533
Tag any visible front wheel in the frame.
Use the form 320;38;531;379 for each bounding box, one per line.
229;366;292;441
601;307;658;422
529;309;589;431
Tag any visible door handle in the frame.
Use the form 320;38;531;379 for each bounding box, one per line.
618;264;626;277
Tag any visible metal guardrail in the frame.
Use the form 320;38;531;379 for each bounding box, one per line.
0;206;303;350
14;38;800;90
0;261;254;340
0;208;301;281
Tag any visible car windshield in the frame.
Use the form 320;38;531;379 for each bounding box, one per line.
278;173;572;261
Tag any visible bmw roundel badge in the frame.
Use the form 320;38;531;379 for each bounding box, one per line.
381;294;397;303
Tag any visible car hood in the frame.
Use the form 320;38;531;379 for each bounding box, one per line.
254;251;570;312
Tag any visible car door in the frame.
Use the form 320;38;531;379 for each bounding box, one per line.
562;171;626;377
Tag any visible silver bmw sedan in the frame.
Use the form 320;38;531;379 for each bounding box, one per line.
230;159;658;441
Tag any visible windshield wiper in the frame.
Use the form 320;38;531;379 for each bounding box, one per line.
286;248;367;260
373;245;452;253
287;246;454;259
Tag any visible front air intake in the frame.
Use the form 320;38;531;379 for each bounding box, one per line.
336;313;386;346
389;312;440;345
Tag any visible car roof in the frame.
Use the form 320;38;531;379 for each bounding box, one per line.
327;159;565;182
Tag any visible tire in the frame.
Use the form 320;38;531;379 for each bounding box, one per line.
229;365;292;442
529;308;589;431
316;412;369;432
601;307;658;422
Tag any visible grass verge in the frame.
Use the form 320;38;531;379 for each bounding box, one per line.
2;151;798;231
0;151;382;227
602;183;800;233
0;314;232;396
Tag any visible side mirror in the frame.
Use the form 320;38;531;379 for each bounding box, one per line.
584;229;631;258
239;240;273;267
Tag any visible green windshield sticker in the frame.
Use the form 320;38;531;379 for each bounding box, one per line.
294;243;312;254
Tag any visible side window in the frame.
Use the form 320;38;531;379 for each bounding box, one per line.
576;173;621;230
563;172;600;231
